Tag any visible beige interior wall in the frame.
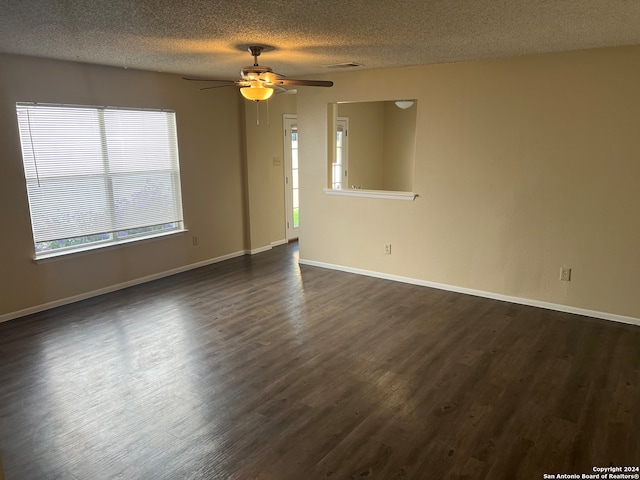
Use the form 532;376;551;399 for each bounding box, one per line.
3;46;639;322
337;102;384;189
297;45;640;319
382;101;416;191
244;93;297;250
0;53;248;318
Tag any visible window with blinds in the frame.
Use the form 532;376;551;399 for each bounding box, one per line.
16;103;185;258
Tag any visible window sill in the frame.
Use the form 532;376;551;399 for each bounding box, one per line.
323;188;417;201
34;229;188;262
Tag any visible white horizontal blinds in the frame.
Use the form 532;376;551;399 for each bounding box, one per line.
103;108;183;232
16;103;183;244
17;104;111;242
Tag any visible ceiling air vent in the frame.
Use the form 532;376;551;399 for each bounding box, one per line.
322;62;363;69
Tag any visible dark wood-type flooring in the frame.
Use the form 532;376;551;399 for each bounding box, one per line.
1;242;639;479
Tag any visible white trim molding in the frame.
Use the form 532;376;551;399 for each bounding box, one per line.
323;188;417;201
249;245;273;255
298;258;640;328
250;239;289;255
271;239;288;248
0;249;247;324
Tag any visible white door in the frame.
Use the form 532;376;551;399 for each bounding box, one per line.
283;115;299;240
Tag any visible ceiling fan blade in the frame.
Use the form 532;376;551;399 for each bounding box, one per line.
200;84;239;91
274;79;334;87
183;77;237;84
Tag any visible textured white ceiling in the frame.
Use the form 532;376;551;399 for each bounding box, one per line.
1;0;639;79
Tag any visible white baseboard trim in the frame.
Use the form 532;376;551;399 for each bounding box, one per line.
271;239;288;247
298;258;640;328
250;245;272;255
249;240;288;255
0;249;248;324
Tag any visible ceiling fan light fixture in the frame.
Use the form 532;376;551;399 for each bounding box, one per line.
240;85;274;101
185;46;332;104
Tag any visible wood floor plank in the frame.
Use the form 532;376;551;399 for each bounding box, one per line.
1;242;639;479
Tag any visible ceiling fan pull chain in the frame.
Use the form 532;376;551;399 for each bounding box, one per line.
256;100;259;125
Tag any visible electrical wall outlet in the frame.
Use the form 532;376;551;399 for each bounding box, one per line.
560;267;571;281
384;243;392;255
192;236;199;246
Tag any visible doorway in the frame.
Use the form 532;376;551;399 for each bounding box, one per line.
283;115;299;241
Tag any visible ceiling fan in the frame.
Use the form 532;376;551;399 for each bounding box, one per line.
183;46;333;101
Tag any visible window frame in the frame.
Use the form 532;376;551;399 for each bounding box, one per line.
16;102;186;259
